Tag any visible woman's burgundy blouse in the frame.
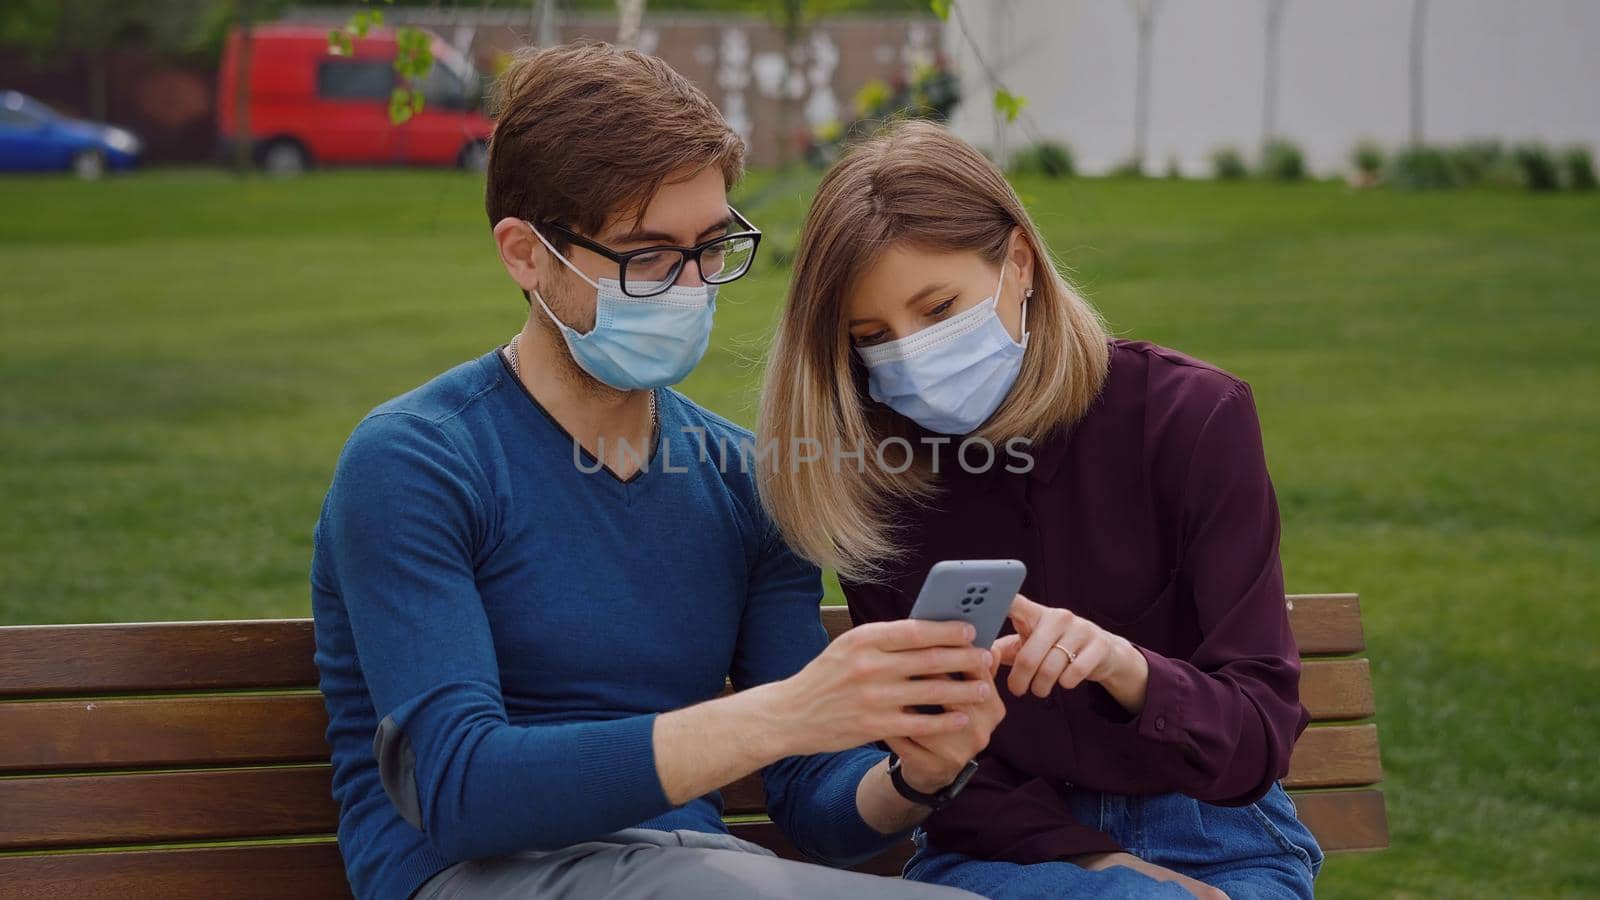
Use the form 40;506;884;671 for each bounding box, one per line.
843;340;1310;863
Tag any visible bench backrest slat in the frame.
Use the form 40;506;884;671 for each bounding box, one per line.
1298;658;1375;720
1281;593;1366;655
0;765;338;851
0;662;1371;775
0;620;318;698
1280;723;1383;789
0;842;352;900
0;693;329;773
1284;789;1390;853
0;595;1366;699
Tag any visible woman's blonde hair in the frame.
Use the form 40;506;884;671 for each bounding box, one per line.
756;120;1110;583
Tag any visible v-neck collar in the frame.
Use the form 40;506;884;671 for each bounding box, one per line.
493;347;660;487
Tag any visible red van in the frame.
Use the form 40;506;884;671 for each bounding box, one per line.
218;24;494;174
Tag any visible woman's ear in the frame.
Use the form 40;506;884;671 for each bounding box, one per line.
493;217;542;295
1007;226;1036;293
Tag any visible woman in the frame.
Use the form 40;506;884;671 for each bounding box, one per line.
756;120;1324;899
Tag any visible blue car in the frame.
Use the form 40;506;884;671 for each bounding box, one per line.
0;90;142;178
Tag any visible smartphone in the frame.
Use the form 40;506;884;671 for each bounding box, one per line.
907;559;1025;713
909;559;1026;650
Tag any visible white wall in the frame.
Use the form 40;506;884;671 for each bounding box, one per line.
944;0;1600;176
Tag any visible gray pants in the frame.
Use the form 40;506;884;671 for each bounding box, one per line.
412;828;981;900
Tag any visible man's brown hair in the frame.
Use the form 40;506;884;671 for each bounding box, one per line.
485;40;745;241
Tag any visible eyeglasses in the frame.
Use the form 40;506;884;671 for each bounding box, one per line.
541;206;763;299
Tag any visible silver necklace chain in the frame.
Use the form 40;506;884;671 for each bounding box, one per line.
504;334;658;433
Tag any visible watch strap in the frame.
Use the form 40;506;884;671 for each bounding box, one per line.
886;751;978;810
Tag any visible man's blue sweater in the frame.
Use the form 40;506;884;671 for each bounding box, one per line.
310;349;900;900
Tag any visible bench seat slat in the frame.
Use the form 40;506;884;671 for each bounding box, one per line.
0;694;329;773
0;842;354;900
0;766;340;851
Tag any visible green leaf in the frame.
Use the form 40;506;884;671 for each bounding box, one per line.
993;88;1027;123
369;10;383;27
930;0;951;20
389;88;415;125
853;79;891;118
327;29;352;57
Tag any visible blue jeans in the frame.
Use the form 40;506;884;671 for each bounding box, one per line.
904;783;1323;899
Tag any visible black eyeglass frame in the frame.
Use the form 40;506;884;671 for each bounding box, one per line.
540;206;763;298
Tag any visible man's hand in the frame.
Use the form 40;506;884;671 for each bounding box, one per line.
885;648;1007;794
991;594;1151;714
851;638;1005;835
655;618;993;809
765;619;995;759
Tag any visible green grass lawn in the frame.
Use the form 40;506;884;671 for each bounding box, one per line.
2;169;1596;897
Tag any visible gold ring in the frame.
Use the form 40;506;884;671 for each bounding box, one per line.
1048;643;1078;665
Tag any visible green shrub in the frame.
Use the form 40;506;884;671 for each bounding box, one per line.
1350;141;1386;178
1513;143;1560;191
1391;146;1456;190
1444;140;1508;186
1108;157;1146;178
1165;155;1184;179
1258;139;1306;181
1008;141;1074;178
1211;146;1247;180
1561;145;1597;191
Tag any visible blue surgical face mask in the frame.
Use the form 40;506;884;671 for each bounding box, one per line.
527;222;717;391
855;260;1027;435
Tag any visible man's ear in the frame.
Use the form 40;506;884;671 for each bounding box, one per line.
493;217;542;295
1007;226;1036;292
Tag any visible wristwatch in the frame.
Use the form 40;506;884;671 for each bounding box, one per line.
886;752;980;810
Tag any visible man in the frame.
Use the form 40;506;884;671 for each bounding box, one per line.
311;41;1005;900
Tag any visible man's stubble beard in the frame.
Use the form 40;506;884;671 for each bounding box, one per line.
532;272;631;404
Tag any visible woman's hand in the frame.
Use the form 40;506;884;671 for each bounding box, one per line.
1074;852;1229;900
768;619;996;758
991;594;1151;714
884;648;1008;794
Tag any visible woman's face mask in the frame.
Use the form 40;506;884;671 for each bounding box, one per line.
851;246;1029;435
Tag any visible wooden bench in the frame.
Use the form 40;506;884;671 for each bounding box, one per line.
0;593;1387;899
